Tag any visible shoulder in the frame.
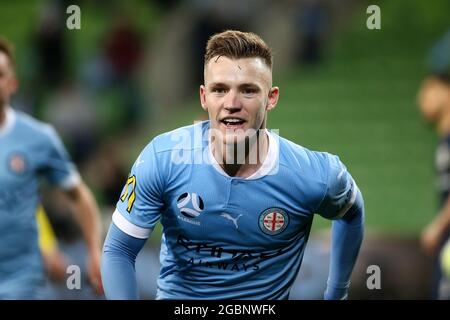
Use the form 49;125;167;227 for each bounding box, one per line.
14;110;61;144
274;133;344;212
151;121;206;153
276;134;335;178
133;121;208;171
139;121;207;160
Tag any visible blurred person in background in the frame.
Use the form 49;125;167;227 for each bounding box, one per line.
83;11;144;132
294;0;328;65
30;1;69;120
0;38;103;299
37;205;68;282
34;1;67;90
419;74;450;299
102;30;364;300
419;28;450;299
43;79;99;165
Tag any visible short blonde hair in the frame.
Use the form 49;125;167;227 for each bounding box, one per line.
204;30;272;69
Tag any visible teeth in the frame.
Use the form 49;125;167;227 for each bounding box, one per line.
223;119;243;123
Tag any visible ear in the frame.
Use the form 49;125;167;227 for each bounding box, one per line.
200;85;207;111
266;87;279;111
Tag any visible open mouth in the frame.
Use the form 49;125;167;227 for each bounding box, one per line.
220;118;246;129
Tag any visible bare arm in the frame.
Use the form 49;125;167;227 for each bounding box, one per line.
65;181;104;295
421;195;450;257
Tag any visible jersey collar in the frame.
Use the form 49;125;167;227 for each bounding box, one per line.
0;106;15;137
208;128;279;180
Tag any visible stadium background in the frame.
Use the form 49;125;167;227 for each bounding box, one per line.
0;0;449;299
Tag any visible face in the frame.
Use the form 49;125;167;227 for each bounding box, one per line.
0;52;18;109
418;77;450;124
200;56;279;145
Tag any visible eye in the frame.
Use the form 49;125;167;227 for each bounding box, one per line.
211;87;227;94
242;87;258;95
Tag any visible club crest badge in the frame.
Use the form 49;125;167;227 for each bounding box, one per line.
259;208;289;235
7;152;28;175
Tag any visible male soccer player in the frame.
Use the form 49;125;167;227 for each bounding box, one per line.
419;74;450;299
418;29;450;299
0;38;103;299
102;30;364;300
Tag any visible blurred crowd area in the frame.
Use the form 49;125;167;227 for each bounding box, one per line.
1;0;450;299
5;0;354;241
9;2;333;189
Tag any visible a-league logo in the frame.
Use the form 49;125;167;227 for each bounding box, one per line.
177;192;205;218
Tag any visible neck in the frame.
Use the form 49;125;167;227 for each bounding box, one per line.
437;109;450;136
211;129;269;178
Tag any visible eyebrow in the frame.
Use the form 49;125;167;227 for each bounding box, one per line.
209;82;260;88
208;82;228;89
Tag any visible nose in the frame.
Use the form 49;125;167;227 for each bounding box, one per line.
224;89;242;112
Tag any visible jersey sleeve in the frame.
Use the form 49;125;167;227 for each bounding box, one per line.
316;154;358;220
113;141;165;239
41;125;80;190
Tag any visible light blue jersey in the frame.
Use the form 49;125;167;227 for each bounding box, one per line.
113;121;358;299
0;107;79;299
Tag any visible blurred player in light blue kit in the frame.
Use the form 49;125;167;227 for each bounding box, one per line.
0;38;103;299
102;30;364;300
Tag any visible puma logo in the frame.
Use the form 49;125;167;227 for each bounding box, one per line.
220;212;243;229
